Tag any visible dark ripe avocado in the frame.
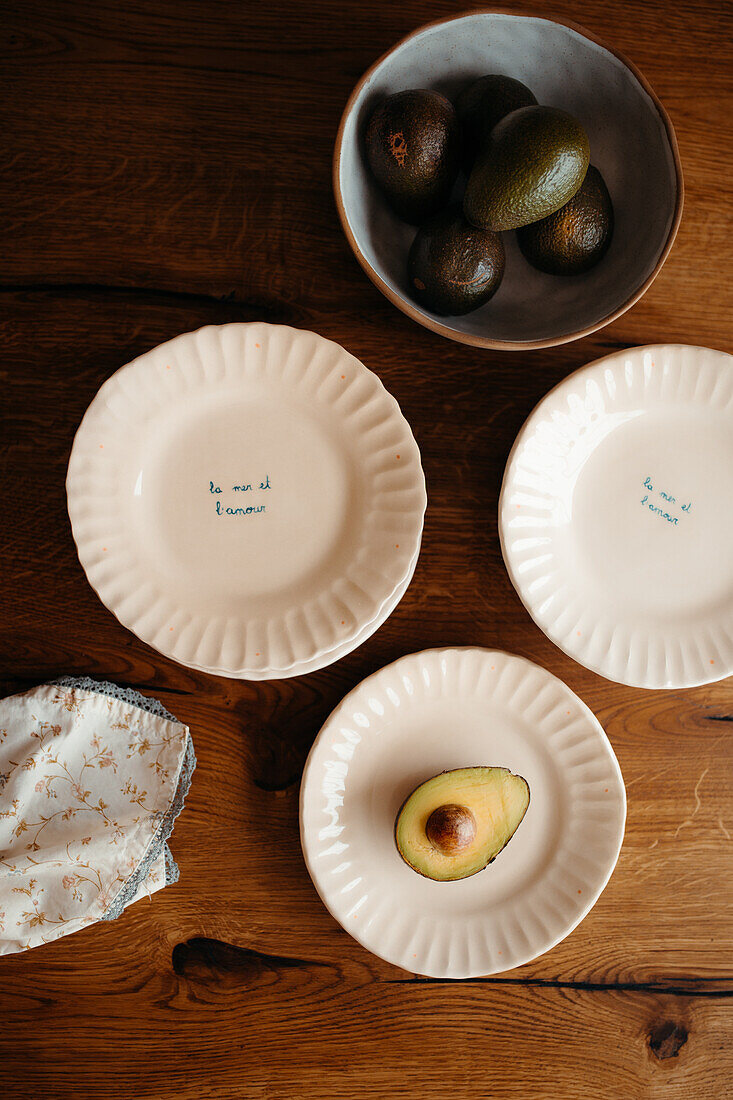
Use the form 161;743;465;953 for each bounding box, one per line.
395;767;530;882
517;165;614;275
365;90;460;223
455;75;537;173
407;207;505;315
464;105;590;232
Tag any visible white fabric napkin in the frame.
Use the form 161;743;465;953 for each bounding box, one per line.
0;676;194;954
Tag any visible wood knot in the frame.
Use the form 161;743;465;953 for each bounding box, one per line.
649;1020;688;1060
172;937;320;980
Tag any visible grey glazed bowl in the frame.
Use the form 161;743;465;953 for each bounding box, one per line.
334;10;683;350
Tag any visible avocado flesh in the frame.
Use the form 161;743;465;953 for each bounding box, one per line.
395;767;530;881
455;75;537;174
365;89;460;224
464;105;590;232
517;165;613;275
407;206;505;315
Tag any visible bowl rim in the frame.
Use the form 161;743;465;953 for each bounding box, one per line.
332;7;685;351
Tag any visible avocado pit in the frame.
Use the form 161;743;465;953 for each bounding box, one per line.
426;803;477;854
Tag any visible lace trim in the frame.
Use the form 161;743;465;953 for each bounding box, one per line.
50;676;194;920
164;844;180;887
101;733;195;920
53;675;179;723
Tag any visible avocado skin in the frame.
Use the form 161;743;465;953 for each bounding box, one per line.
408;206;505;315
455;75;537;174
365;89;460;223
464;105;590;232
517;165;614;275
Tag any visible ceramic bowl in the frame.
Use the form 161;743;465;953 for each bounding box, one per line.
334;10;683;350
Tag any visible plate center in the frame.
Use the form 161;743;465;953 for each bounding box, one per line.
134;390;353;605
571;408;733;618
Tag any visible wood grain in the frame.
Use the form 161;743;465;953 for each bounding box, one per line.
1;0;732;1096
2;953;732;1100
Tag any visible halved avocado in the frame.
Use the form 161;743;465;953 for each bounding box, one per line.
395;766;530;881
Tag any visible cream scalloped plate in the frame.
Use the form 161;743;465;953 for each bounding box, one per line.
300;648;626;979
500;345;733;689
67;324;426;676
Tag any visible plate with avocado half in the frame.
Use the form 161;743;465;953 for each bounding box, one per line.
300;648;625;978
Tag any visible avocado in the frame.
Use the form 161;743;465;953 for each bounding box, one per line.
365;90;460;223
395;766;530;881
464;105;590;232
407;206;505;315
517;165;614;275
455;75;537;173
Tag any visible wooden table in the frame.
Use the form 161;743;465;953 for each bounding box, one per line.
1;1;731;1096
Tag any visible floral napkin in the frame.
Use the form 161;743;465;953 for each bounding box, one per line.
0;677;194;955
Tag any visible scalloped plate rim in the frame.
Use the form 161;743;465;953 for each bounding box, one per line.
175;541;420;680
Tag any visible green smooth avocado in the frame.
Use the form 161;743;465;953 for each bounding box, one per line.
464;105;590;232
365;89;460;223
455;74;537;173
395;766;530;881
407;207;505;315
517;165;614;275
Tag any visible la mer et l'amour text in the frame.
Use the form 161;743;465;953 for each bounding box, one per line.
640;475;692;527
208;476;270;517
